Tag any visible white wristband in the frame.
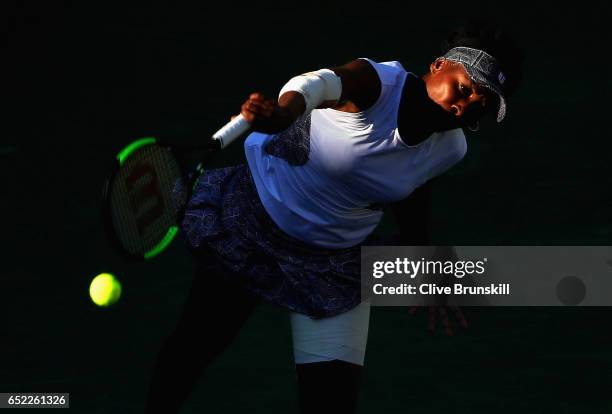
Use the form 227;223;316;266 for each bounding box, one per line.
278;69;342;113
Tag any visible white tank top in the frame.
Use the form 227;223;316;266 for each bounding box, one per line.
244;58;467;248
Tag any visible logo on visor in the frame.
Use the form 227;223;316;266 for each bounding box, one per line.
498;71;506;85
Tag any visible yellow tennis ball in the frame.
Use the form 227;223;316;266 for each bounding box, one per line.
89;273;122;307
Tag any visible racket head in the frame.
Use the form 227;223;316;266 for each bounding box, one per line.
102;137;189;260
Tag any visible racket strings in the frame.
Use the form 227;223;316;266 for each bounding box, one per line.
110;144;186;256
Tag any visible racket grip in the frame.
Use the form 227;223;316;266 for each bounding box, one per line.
212;114;251;148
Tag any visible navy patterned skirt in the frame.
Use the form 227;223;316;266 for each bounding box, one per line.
180;164;362;319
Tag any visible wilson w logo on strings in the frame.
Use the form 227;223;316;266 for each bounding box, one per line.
125;162;165;235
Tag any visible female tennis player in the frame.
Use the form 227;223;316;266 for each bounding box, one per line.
145;21;522;413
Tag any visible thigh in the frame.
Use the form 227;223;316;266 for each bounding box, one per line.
171;259;261;350
290;300;371;366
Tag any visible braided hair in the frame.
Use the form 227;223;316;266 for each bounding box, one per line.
442;21;524;99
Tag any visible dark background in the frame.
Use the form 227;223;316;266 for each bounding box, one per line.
3;1;611;413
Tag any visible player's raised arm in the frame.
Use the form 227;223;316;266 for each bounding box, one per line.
329;58;381;111
239;59;381;134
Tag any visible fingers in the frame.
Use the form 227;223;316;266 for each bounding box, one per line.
240;92;276;123
428;306;436;333
411;305;467;336
439;307;453;336
450;305;468;329
247;99;275;116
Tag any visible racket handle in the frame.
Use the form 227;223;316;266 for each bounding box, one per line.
212;114;250;148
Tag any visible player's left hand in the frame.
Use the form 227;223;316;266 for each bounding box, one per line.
409;305;468;336
407;245;468;336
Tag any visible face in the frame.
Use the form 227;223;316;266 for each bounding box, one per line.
423;59;493;124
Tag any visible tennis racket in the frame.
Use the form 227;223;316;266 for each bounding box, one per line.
102;114;250;260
